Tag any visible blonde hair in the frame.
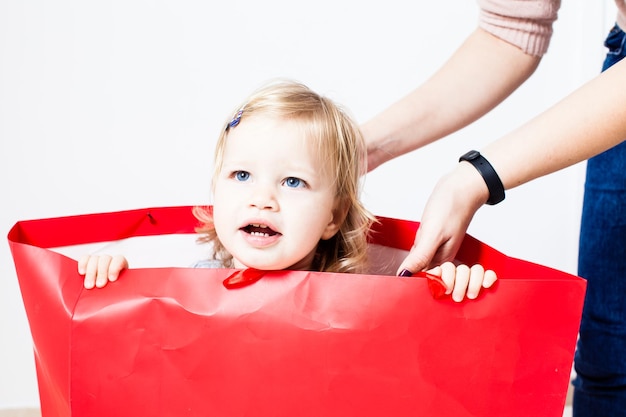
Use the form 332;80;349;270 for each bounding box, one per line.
193;80;375;273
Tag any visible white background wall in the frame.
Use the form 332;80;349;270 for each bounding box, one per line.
0;0;617;409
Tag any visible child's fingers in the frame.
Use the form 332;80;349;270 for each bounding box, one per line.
482;269;498;288
466;264;486;300
83;256;100;289
429;262;497;302
427;265;442;279
107;256;129;282
95;255;113;288
81;255;128;289
428;262;454;295
450;263;470;302
77;255;89;275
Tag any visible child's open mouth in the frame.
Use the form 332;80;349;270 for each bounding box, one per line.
241;224;280;237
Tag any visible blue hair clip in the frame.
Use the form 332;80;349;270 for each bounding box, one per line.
228;108;244;129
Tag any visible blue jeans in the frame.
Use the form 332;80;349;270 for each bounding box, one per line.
573;24;626;417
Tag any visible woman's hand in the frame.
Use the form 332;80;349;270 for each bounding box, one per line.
396;162;489;277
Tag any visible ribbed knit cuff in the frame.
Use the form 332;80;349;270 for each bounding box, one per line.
479;10;554;57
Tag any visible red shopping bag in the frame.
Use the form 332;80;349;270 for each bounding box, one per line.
8;206;586;417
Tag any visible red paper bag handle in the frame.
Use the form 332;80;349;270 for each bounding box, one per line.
223;268;266;289
411;271;447;299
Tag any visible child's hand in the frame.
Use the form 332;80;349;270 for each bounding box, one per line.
428;262;497;302
78;255;128;289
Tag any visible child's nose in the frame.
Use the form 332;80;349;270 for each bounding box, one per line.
249;184;278;210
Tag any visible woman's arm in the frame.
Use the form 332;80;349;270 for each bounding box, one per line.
484;58;626;189
397;58;626;274
362;28;541;171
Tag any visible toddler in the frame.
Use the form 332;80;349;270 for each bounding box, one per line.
79;80;496;301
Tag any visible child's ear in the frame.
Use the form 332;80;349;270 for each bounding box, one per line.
321;199;350;240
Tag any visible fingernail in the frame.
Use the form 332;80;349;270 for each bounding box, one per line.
398;269;413;277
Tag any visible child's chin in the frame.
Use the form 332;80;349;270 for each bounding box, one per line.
235;258;288;271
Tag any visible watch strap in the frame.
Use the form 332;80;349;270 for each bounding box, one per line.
459;150;505;205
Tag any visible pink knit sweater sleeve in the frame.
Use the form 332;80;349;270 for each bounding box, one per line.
477;0;561;57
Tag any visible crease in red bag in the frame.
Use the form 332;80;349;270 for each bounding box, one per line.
223;268;266;289
414;271;448;299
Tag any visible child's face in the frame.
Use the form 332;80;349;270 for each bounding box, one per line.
212;115;343;270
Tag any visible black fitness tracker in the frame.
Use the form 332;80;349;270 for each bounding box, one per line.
459;150;505;205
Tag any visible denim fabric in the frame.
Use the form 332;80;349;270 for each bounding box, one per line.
573;24;626;417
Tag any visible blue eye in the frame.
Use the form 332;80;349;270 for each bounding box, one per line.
235;171;250;182
284;177;305;188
